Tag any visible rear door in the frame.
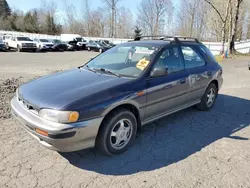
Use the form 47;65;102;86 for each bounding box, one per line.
145;45;190;122
181;45;211;102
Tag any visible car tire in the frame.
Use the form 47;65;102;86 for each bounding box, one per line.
87;47;90;51
197;83;218;111
96;108;137;156
5;43;9;50
17;45;22;52
99;48;103;53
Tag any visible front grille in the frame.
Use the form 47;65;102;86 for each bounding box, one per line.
18;97;39;114
23;43;35;47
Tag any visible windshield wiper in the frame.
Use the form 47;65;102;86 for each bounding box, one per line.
79;65;96;73
96;68;121;77
85;65;97;73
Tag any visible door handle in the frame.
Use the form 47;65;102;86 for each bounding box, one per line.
180;79;186;84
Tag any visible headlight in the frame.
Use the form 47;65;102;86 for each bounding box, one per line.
39;109;79;123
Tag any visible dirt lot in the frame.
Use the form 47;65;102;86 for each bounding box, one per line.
0;51;250;188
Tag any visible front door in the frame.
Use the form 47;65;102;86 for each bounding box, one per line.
145;45;190;122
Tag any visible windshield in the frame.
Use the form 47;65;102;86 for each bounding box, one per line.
86;43;159;78
40;39;50;42
17;37;32;41
75;37;82;42
96;41;105;46
53;39;63;43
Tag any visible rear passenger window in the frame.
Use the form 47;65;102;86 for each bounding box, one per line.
181;46;205;69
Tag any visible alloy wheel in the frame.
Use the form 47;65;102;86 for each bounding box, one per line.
207;88;216;107
110;119;132;150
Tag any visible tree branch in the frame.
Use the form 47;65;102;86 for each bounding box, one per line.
204;0;224;22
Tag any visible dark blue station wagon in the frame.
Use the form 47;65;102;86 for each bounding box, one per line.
11;36;223;155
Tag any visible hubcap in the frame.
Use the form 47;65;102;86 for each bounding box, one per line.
110;119;132;150
207;88;216;107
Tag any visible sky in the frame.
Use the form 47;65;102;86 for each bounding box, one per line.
7;0;141;20
7;0;179;25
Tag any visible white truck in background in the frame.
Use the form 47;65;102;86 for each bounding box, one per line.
3;35;37;52
60;34;87;50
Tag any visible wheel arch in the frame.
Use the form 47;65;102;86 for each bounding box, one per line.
209;79;219;90
98;103;142;135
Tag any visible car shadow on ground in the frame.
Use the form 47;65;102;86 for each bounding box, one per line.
60;94;250;175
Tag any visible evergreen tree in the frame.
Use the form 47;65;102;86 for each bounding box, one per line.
45;13;59;35
0;0;11;18
134;26;142;38
32;10;39;33
23;10;40;33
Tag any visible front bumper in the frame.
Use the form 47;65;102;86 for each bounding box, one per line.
11;97;103;152
21;46;37;50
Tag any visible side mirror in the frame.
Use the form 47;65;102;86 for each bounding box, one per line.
150;67;168;77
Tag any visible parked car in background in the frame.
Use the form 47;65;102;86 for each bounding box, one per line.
11;36;223;155
98;40;113;49
86;40;109;53
0;39;7;51
6;36;37;52
60;34;86;50
67;40;79;51
33;38;54;51
51;39;68;51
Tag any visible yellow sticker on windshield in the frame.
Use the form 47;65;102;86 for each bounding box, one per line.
136;58;150;71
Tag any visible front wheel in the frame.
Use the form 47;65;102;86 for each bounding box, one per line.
99;48;103;53
197;83;218;111
17;45;22;52
96;109;137;155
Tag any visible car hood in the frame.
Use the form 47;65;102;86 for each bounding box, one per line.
19;41;35;44
19;68;130;110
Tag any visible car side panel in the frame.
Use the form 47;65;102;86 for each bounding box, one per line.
144;70;190;122
187;66;212;101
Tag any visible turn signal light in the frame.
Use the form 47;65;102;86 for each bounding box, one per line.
35;128;49;137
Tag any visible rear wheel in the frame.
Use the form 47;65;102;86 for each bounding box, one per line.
5;43;9;50
87;47;90;51
99;48;103;53
96;109;137;155
17;45;22;52
197;83;218;111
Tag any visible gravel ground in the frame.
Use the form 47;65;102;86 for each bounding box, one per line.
0;52;250;188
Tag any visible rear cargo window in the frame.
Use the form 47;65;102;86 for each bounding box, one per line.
199;45;217;63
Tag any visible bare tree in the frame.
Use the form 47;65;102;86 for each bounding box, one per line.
102;0;121;38
204;0;231;53
63;0;85;35
137;0;173;35
229;0;244;53
116;7;134;38
176;0;208;40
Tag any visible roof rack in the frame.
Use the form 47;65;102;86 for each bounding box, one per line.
134;35;200;44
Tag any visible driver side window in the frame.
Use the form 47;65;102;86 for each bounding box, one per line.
153;46;183;74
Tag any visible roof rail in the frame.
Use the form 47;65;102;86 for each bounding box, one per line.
134;35;200;44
